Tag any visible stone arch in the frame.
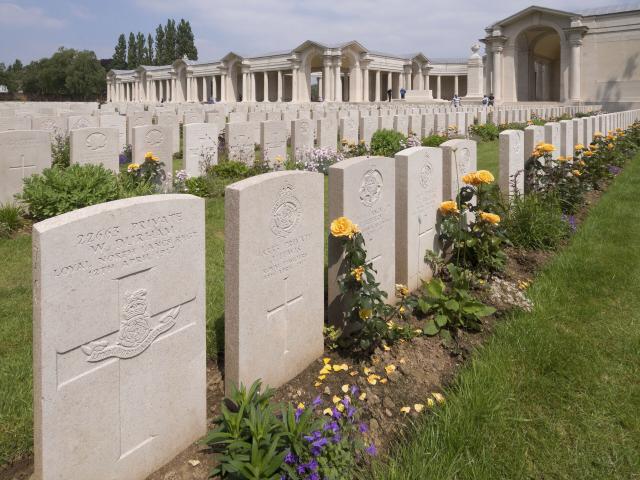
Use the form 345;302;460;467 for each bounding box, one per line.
513;22;565;101
300;46;325;102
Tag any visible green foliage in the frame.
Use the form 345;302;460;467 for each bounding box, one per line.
22;48;105;100
341;140;369;157
136;32;145;67
19;165;120;221
209;161;250;179
415;265;495;338
112;34;128;69
165;19;177;62
51;134;70;168
503;193;570;250
205;380;369;480
469;123;500;142
498;122;527;132
146;34;154;65
125;153;166;187
370;129;407;157
176;19;198;60
0;203;24;237
127;32;138;69
421;134;448;147
155;24;166;65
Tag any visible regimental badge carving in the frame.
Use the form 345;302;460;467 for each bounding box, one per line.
81;289;179;362
458;148;471;172
86;132;107;151
271;184;301;237
41;120;56;131
419;161;432;189
74;118;90;129
359;169;383;207
145;129;164;146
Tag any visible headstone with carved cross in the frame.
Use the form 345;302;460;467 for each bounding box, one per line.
0;130;51;203
183;123;219;177
224;171;324;394
328;156;396;327
395;147;443;291
32;194;206;480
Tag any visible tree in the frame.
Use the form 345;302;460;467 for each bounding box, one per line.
176;19;198;60
65;50;106;100
112;33;127;69
165;19;176;62
155;24;166;65
127;32;138;69
146;34;154;65
136;32;145;66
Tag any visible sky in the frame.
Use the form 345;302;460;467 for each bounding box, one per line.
0;0;624;65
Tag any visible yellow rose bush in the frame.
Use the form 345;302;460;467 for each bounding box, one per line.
330;216;411;353
126;150;166;188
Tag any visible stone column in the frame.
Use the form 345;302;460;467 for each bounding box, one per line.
242;70;248;101
491;40;504;101
454;75;459;96
375;70;381;101
417;67;424;91
333;58;342;102
362;66;370;102
387;72;392;98
569;34;583;102
437;76;442;99
318;78;323;100
292;66;299;102
212;76;217;101
171;77;177;102
186;75;192;102
277;70;283;101
263;71;269;102
201;76;207;102
221;74;227;102
323;57;333;101
250;72;256;102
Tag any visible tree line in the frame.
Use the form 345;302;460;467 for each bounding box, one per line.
111;19;198;70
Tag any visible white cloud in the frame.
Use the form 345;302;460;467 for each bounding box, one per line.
0;2;65;28
135;0;618;60
68;3;95;20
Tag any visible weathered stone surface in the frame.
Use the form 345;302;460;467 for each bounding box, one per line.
132;125;173;172
317;117;338;150
260;120;287;166
33;194;206;480
499;130;525;196
440;139;477;200
70;127;120;172
0;130;51;203
395;147;443;291
99;114;127;151
328;156;396;324
225;171;324;392
291;119;314;160
183;123;218;177
226;122;256;165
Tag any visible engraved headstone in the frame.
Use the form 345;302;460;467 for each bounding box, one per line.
339;117;359;144
68;115;98;131
395;147;443;291
183;123;218;177
70;127;119;172
132;125;173;171
524;125;545;160
99;114;127;151
33;194;206;480
499;130;525;196
328;156;396;324
0;130;51;203
260;120;287;166
440;139;477;200
544;122;561;159
393;115;409;136
559;120;574;157
359;116;377;147
317;117;338;150
226;122;256;165
291;118;314;160
225;171;324;392
126;111;153;145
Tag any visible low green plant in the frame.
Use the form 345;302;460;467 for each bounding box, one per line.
370;129;407;157
469;123;499;142
341;139;369;157
209;161;250;179
414;264;495;338
51;134;70;168
125;151;166;187
184;176;210;197
421;134;448;147
503;193;570;250
19;164;120;220
0;203;24;237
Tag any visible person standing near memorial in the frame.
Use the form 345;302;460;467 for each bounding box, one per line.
400;87;406;99
387;88;393;102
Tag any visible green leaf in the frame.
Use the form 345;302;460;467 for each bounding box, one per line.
435;314;449;328
425;279;445;298
423;319;440;336
444;299;460;311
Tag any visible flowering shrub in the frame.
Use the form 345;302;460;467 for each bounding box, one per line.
406;132;421;148
370;129;407;157
51;133;70;168
297;147;345;174
469;123;499;142
205;380;374;480
173;170;189;192
421;134;449;147
439;170;508;272
330;216;410;353
126;151;166;188
341;139;369;157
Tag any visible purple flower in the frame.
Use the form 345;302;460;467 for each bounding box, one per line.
308;473;320;480
608;165;622;175
284;451;297;465
312;395;322;408
296;464;306;475
295;407;304;422
366;443;378;456
350;385;360;397
359;423;369;433
331;407;342;419
562;214;577;231
302;459;319;472
312;437;328;448
346;405;356;418
323;421;340;433
332;433;342;443
304;430;322;442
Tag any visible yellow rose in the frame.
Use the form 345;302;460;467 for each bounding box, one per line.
395;284;409;297
144;151;153;158
475;170;495;184
359;308;373;321
351;266;365;282
127;163;140;172
583;150;593;157
606;135;615;141
557;156;567;162
479;212;500;225
541;143;555;153
607;143;614;150
572;169;582;176
594;131;603;138
330;217;356;238
462;172;478;185
574;144;585;151
439;200;459;215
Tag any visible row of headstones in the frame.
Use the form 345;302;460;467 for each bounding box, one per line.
31;138;471;479
29;107;637;479
499;110;640;195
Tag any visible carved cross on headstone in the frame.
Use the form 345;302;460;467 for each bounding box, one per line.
55;267;195;461
266;276;303;357
9;154;36;179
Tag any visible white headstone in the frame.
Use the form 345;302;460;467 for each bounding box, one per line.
132;125;173;171
226;122;256;165
225;171;324;392
317;117;338;150
339;117;359;144
70;127;119;172
499;130;525;196
183;123;218;177
291;119;314;160
260;120;287;166
33;194;206;480
440;139;477;200
99;115;127;151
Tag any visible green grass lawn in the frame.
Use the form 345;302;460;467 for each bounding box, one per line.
0;140;503;465
372;153;640;479
477;139;498;177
